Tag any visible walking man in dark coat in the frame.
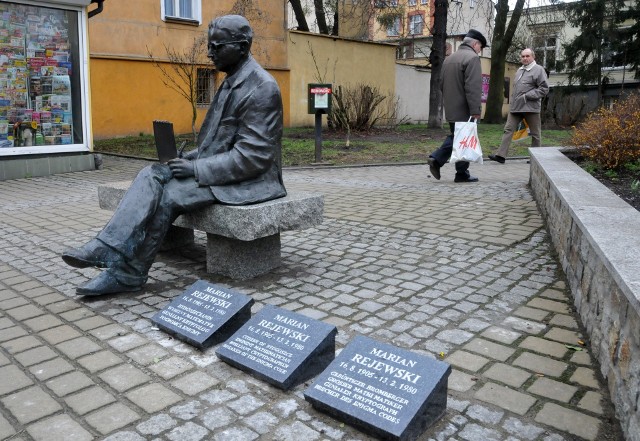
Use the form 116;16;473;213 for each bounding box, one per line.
62;15;286;295
427;29;487;183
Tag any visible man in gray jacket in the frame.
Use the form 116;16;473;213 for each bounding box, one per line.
427;29;486;183
488;48;549;163
62;15;287;295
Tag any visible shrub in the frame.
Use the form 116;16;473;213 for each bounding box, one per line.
570;92;640;169
328;84;398;132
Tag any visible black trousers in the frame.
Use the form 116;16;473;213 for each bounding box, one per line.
429;122;471;179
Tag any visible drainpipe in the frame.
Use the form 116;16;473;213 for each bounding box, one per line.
88;0;105;18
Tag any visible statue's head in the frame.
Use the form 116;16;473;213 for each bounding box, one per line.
207;15;253;73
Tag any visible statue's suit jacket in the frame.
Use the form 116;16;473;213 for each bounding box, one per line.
192;56;287;205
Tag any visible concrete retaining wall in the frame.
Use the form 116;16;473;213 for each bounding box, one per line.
529;147;640;441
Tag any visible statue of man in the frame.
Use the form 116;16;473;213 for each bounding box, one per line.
62;15;287;295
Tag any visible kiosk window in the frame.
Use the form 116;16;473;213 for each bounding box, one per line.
0;2;83;148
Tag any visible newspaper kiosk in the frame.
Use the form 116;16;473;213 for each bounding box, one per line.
0;0;95;180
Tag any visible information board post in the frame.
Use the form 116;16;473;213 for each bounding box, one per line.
308;84;332;164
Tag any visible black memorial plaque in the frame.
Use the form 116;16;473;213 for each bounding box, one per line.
304;335;451;441
151;280;253;349
215;304;337;390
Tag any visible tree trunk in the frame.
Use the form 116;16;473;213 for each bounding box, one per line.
484;0;526;123
428;0;448;128
314;0;329;34
289;0;310;32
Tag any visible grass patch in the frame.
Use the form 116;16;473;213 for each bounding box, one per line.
94;123;573;166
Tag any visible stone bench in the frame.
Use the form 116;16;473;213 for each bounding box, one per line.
97;181;324;280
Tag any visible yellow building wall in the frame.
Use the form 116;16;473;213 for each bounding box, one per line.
287;31;397;127
87;0;289;139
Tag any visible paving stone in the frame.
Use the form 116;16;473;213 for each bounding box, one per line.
514;306;549;321
169;400;203;421
475;382;536;415
99;364;151;392
65;386;117;415
0;414;16;440
448;369;479;392
39;325;82;344
148;356;194;380
4;304;44;321
544;327;581;345
74;315;113;331
26;414;94;441
272;421;318;441
29;358;75;381
77;350;123;373
578;391;604;415
483;363;531;388
202;407;237;430
22;314;64;332
526;298;570;314
519;336;568;358
437;329;474;344
570;367;599;389
171;371;220;395
59;308;95;322
1;386;62;424
502;317;546;334
243;411;279;435
2;335;40;354
56;337;102;359
85;403;140;435
102;431;146;441
126;344;170;366
0;365;33;395
166;421;208;441
463;338;515;362
535;403;600;440
466;404;504;424
108;333;148;352
457;422;502;441
548;314;579;329
0;326;28;343
528;377;578;402
446;350;490;371
46;371;94;397
481;326;521;345
126;384;182;413
502;417;545;441
14;346;58;367
227;395;266;415
137;414;178;435
90;324;128;340
570;350;592;366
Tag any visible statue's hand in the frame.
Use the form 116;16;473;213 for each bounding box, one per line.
168;158;195;179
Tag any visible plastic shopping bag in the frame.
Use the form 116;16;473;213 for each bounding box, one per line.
451;118;483;164
512;118;530;142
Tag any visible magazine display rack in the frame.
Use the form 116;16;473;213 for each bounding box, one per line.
0;3;74;148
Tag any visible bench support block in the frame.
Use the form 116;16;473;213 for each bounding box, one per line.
207;233;281;280
161;225;195;251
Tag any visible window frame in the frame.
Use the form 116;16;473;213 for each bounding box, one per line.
196;67;216;107
386;16;401;37
161;0;202;25
408;13;424;35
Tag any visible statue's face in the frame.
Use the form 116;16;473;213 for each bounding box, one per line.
208;27;246;73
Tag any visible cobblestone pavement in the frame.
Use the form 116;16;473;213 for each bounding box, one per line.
0;156;624;441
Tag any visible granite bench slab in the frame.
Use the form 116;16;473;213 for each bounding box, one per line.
97;181;324;280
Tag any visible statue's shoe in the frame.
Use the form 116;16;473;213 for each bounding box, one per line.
77;271;143;296
62;239;122;269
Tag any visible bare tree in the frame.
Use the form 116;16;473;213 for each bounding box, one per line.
428;0;448;128
290;0;310;31
147;35;208;141
483;0;526;123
